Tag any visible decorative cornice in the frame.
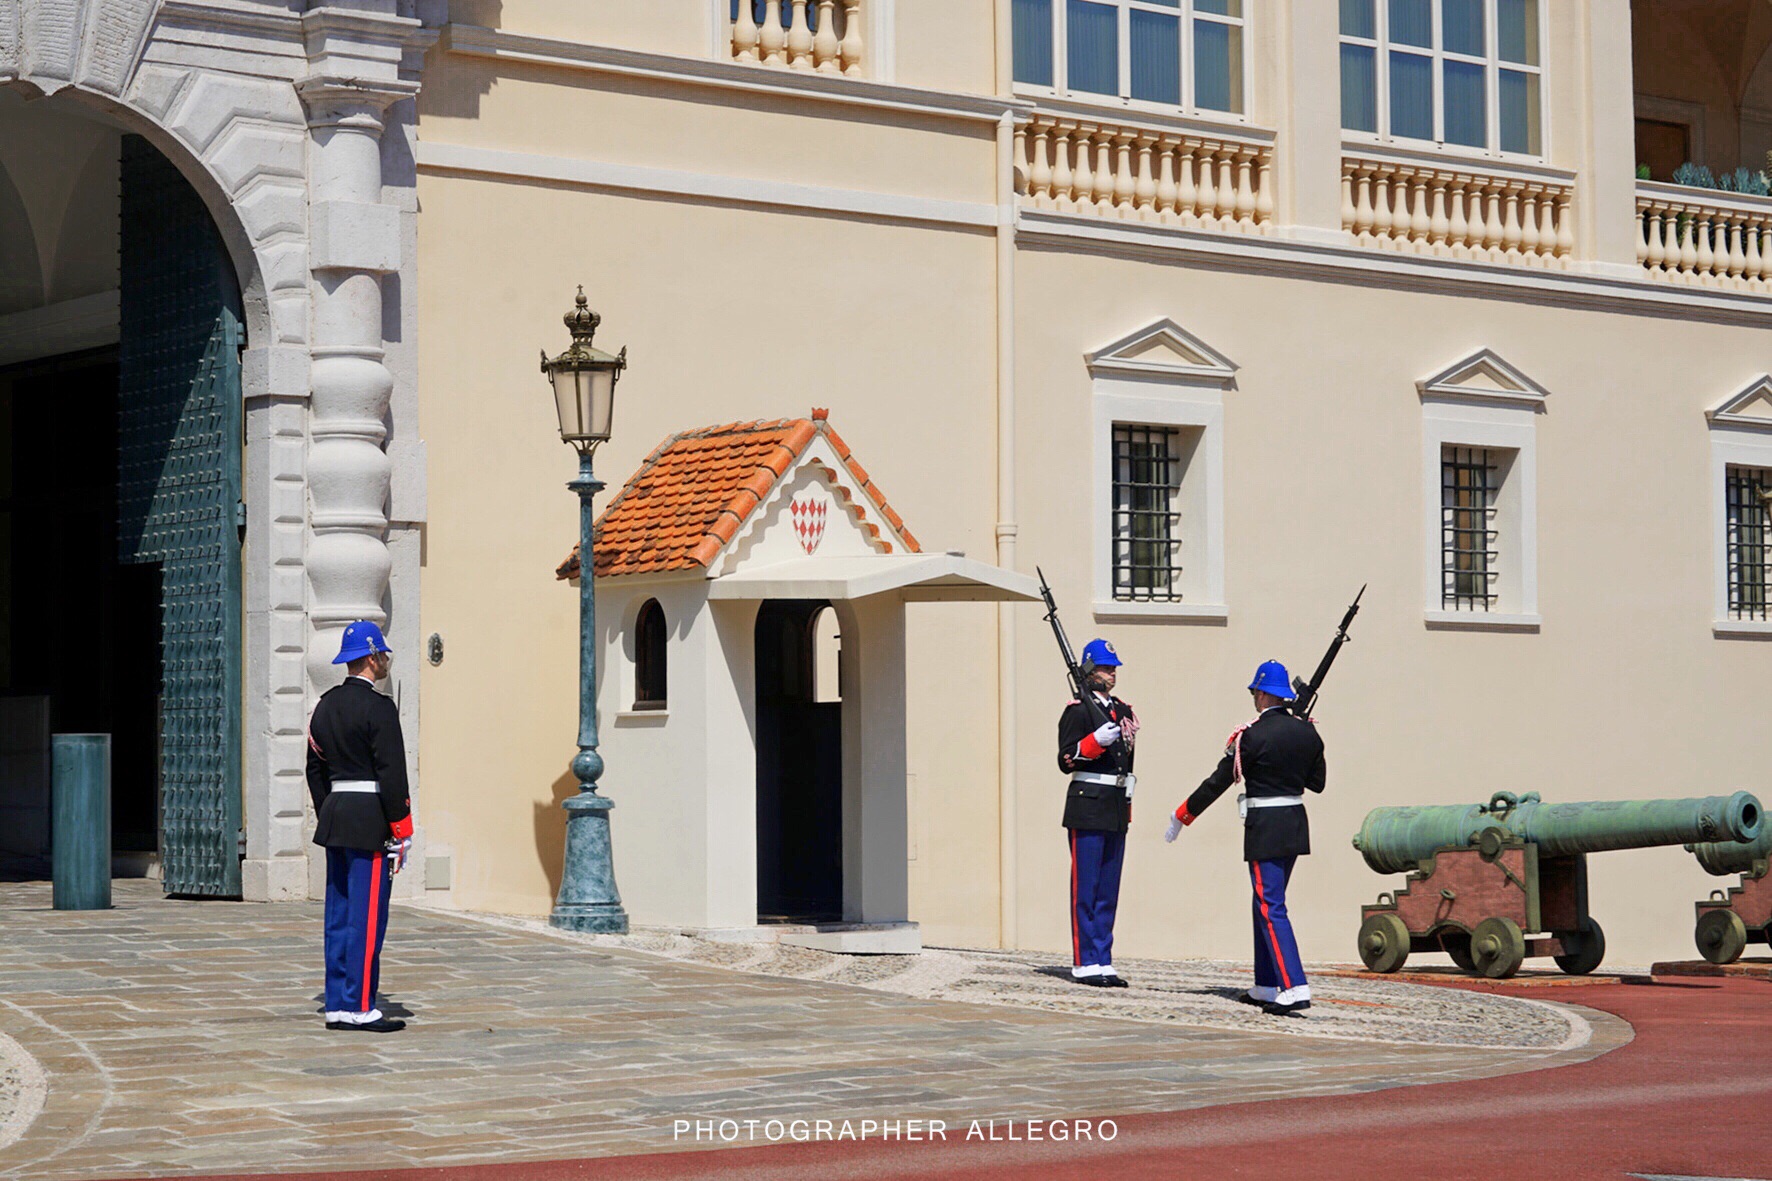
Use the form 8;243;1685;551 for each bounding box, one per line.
1018;210;1772;328
437;24;1025;125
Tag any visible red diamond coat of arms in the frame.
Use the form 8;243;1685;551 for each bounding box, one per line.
789;491;828;555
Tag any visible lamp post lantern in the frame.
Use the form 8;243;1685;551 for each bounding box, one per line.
543;286;630;934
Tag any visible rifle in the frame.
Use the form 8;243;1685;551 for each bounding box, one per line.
1035;567;1112;733
1290;584;1365;719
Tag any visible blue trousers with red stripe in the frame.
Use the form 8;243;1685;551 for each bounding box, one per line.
324;847;392;1015
1250;857;1307;992
1069;829;1126;971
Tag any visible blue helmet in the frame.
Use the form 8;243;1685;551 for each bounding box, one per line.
333;620;391;665
1080;638;1122;672
1248;659;1296;700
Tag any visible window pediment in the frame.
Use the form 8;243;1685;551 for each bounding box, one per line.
1085;318;1238;387
1706;376;1772;433
1417;348;1550;409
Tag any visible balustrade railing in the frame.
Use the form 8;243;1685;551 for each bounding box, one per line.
1341;153;1575;268
1636;182;1772;291
731;0;865;76
1015;111;1275;234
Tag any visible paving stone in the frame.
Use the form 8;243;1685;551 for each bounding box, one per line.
0;881;1627;1178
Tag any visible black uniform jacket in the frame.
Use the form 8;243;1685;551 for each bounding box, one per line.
306;676;412;851
1185;706;1325;863
1057;694;1136;834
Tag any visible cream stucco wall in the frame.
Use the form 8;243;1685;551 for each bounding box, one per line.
413;0;1772;970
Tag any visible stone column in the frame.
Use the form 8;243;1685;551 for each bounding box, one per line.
297;76;412;693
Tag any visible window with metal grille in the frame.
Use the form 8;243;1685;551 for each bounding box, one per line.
1113;425;1184;600
1442;445;1499;609
1726;466;1772;621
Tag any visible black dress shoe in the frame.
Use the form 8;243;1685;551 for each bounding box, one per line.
1235;991;1267;1007
1073;974;1109;987
1260;999;1311;1017
1101;974;1129;988
327;1017;407;1032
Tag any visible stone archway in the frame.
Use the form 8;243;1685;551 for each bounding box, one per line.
1;0;432;900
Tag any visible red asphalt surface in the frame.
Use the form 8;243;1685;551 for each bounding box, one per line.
135;973;1772;1181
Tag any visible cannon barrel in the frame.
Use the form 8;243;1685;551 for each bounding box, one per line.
1352;791;1763;876
1689;824;1772;877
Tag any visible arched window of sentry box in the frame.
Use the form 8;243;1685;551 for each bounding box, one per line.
634;599;668;711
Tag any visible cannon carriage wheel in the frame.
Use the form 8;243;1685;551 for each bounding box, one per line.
1695;908;1748;965
1552;917;1605;975
1470;916;1526;979
1357;911;1410;973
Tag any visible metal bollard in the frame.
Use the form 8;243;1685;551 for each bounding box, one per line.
52;734;112;911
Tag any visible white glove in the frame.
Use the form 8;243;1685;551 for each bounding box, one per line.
385;837;413;874
1091;721;1122;748
1165;814;1183;844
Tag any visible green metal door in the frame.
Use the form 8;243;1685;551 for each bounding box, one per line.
118;136;245;897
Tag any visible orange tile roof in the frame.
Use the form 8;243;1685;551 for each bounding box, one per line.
555;409;921;581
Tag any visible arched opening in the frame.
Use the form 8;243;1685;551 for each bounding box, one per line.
753;599;843;922
0;90;245;896
633;598;667;710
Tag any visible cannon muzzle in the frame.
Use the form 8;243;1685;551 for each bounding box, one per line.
1688;824;1772;877
1352;791;1763;876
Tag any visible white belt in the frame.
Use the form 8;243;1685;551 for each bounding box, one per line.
1238;792;1303;818
331;780;378;794
1072;771;1135;799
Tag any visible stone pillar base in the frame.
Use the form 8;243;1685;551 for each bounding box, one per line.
241;856;311;901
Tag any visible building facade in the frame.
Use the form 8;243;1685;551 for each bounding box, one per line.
4;0;1769;967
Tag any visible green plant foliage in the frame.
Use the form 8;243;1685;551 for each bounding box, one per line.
1717;167;1771;197
1673;162;1717;189
1636;163;1651;180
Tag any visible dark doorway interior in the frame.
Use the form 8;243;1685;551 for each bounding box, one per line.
754;599;842;923
0;350;163;876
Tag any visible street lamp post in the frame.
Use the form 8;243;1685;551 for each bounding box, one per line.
542;287;630;934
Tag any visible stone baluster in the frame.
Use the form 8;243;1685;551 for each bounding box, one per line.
813;0;840;71
1027;125;1049;206
1353;167;1374;245
1176;141;1200;227
1448;175;1469;258
1134;137;1158;222
1071;127;1095;213
1663;206;1684;278
1012;123;1029;198
1694;209;1716;284
1092;133;1115;215
786;0;813;68
733;0;761;61
840;0;865;75
1728;217;1748;284
298;80;408;692
1215;150;1236;228
1051;125;1076;213
1677;206;1699;279
1232;148;1255;231
760;0;787;65
1195;144;1218;229
1642;206;1663;273
1340;165;1357;234
1371;169;1393;246
1427;175;1450;256
1156;142;1179;224
1501;184;1523;263
1519;186;1542;265
1480;184;1503;262
1112;134;1136;218
1406;175;1429;252
1254;154;1274;233
1745;221;1765;290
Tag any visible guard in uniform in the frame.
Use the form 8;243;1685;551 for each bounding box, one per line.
306;620;412;1033
1166;660;1325;1016
1057;639;1139;987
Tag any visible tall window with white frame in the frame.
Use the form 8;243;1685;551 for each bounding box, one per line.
1442;445;1500;610
1112;425;1185;601
1725;466;1772;622
1340;0;1543;156
1013;0;1246;116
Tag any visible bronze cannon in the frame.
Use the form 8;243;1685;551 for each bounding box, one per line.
1687;824;1772;965
1352;790;1763;979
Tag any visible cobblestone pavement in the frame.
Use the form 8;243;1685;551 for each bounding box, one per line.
0;882;1628;1179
